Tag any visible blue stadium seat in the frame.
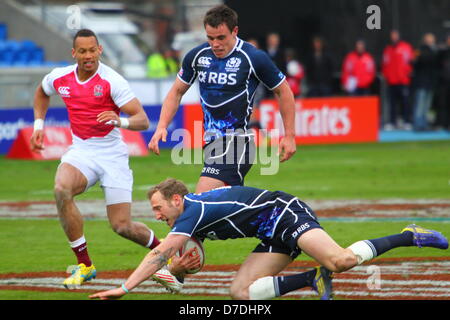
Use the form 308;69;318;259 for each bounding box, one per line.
21;39;37;50
5;40;22;52
0;50;15;65
0;38;47;67
29;47;44;64
0;23;7;41
13;50;30;66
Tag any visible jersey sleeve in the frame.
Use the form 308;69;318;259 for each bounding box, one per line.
251;50;286;90
177;47;198;85
41;69;59;96
108;73;135;108
170;198;204;237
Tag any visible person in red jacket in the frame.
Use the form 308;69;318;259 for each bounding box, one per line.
382;30;414;130
285;48;305;97
341;39;376;96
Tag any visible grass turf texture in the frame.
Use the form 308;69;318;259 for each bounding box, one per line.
1;140;449;300
1;219;449;300
1;140;449;201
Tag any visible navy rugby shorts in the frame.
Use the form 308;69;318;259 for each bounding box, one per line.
200;135;255;186
253;199;323;259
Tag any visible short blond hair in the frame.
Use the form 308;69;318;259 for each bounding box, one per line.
148;178;189;201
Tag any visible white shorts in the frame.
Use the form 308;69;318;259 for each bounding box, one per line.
60;141;133;205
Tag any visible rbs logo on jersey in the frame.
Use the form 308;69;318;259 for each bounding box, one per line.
198;71;237;85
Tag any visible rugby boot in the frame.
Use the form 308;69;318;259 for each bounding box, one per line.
402;224;448;249
312;266;334;300
63;263;96;289
152;267;184;294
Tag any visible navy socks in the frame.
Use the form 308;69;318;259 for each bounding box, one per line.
274;268;317;296
366;231;414;256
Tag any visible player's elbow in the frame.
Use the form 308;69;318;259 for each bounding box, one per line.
142;117;150;130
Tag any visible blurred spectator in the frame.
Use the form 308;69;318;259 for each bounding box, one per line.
247;37;259;48
164;47;180;75
246;37;266;130
305;36;334;97
285;48;305;97
412;33;439;131
435;34;450;130
382;30;414;130
341;39;376;96
265;32;286;73
146;47;179;79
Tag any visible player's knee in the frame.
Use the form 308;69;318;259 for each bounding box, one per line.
231;276;277;300
329;250;358;273
229;281;249;300
111;221;132;238
53;183;73;202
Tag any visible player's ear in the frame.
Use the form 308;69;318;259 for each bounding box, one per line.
172;194;182;207
98;44;103;55
232;26;238;37
71;48;75;59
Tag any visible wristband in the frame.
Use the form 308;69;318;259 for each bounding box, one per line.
34;119;44;131
119;117;129;129
121;283;130;293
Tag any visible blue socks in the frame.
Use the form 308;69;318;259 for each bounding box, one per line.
274;268;317;296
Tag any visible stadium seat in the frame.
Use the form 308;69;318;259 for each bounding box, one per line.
0;50;14;65
0;23;7;41
29;47;44;64
21;39;37;51
0;37;47;67
13;50;30;66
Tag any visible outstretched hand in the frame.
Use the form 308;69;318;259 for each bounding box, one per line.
148;128;168;155
89;287;126;300
278;135;296;162
30;130;45;153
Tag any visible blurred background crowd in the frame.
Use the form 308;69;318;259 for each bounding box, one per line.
0;0;449;132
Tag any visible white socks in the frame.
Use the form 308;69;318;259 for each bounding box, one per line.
248;276;276;300
348;240;377;265
69;235;86;248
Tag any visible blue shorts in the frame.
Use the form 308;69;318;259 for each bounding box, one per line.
252;199;322;259
201;135;255;186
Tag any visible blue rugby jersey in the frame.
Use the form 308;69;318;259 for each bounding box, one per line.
170;186;317;241
178;38;285;142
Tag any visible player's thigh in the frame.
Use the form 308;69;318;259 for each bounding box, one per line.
296;228;345;270
231;252;292;292
54;162;88;196
195;176;226;193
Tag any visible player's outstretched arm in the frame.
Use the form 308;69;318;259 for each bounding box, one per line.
148;78;190;155
30;85;50;152
273;80;297;162
89;234;188;300
97;98;149;131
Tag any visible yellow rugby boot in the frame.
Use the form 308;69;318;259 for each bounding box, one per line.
63;263;96;289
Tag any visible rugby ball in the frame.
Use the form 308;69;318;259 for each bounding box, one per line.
177;237;205;274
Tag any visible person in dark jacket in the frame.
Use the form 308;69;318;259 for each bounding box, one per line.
265;32;286;74
412;33;439;131
435;34;450;130
305;36;334;97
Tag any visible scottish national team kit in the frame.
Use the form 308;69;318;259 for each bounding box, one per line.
170;186;322;258
178;38;285;185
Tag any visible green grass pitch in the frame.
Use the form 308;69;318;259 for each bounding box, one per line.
0;140;449;300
